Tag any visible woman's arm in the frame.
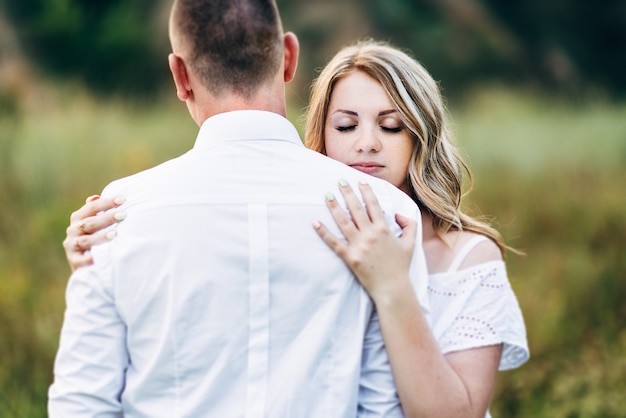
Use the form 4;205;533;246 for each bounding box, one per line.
63;195;126;271
313;180;501;418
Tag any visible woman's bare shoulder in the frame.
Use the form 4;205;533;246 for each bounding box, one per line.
455;231;502;271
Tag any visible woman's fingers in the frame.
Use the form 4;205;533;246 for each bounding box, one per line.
85;194;100;204
315;182;416;298
64;195;126;271
77;209;126;236
324;190;359;240
67;252;95;271
312;220;349;258
64;223;119;271
337;179;371;228
64;229;116;270
80;229;117;251
69;196;125;225
395;213;417;251
64;227;117;256
66;197;125;241
357;181;385;222
323;180;386;240
70;196;125;233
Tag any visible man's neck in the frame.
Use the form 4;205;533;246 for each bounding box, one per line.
192;88;287;126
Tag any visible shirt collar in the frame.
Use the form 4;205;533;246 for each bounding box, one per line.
194;110;303;150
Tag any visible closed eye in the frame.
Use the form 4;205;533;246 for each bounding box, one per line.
336;125;356;132
381;126;404;133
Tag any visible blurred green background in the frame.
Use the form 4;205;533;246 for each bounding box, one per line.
0;0;625;416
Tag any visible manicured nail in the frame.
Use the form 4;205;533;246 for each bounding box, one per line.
326;192;335;202
86;195;100;203
113;196;126;205
338;179;349;187
113;212;127;221
106;230;117;240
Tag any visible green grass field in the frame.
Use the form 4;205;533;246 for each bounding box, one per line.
1;84;624;417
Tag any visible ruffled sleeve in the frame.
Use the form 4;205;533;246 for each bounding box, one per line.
428;261;529;370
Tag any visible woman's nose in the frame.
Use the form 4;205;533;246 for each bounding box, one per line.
355;129;382;153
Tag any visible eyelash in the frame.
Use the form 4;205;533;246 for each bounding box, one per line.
335;126;404;133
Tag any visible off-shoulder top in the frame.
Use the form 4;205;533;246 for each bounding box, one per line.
428;235;529;370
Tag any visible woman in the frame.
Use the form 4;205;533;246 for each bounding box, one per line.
64;41;528;417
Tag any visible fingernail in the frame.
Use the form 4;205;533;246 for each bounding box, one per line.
113;212;127;221
113;196;126;205
86;195;100;203
106;230;117;240
312;220;321;229
359;180;369;185
338;179;349;187
326;192;335;202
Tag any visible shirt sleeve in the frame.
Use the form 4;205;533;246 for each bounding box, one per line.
356;186;426;417
48;254;128;417
407;207;430;325
357;304;404;418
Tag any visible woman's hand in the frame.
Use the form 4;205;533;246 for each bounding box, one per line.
63;195;126;271
313;180;417;303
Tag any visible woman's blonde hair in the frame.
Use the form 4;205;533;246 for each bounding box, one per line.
305;40;510;254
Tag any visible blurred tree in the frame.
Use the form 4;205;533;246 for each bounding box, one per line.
361;0;522;96
281;0;626;98
2;0;625;98
485;0;626;96
1;0;170;97
363;0;626;97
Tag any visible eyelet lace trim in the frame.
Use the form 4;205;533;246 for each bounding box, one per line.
427;262;529;370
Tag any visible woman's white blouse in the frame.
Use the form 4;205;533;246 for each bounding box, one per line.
428;236;529;371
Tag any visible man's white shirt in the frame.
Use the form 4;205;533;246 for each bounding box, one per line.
49;110;429;417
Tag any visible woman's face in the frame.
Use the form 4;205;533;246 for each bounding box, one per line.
324;71;414;194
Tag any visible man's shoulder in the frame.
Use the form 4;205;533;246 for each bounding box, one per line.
366;176;417;213
300;152;417;217
100;153;188;198
347;173;418;218
100;169;150;199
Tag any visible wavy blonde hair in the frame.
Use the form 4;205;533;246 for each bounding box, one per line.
305;40;510;254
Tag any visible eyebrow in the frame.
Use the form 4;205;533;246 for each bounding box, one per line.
331;109;398;117
332;109;358;116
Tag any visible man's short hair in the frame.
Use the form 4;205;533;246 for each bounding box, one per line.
172;0;283;98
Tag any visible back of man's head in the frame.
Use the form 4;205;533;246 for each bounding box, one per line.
170;0;284;99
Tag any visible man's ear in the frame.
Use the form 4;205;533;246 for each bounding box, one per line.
168;53;193;101
283;32;299;83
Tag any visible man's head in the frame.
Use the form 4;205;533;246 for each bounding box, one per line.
168;0;299;122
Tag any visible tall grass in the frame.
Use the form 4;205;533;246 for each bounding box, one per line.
454;87;626;417
0;84;624;416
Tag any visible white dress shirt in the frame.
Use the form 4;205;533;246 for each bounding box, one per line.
49;110;429;417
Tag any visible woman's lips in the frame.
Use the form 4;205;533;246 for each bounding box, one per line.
350;162;384;175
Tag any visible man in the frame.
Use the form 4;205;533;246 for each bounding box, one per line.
48;0;427;416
